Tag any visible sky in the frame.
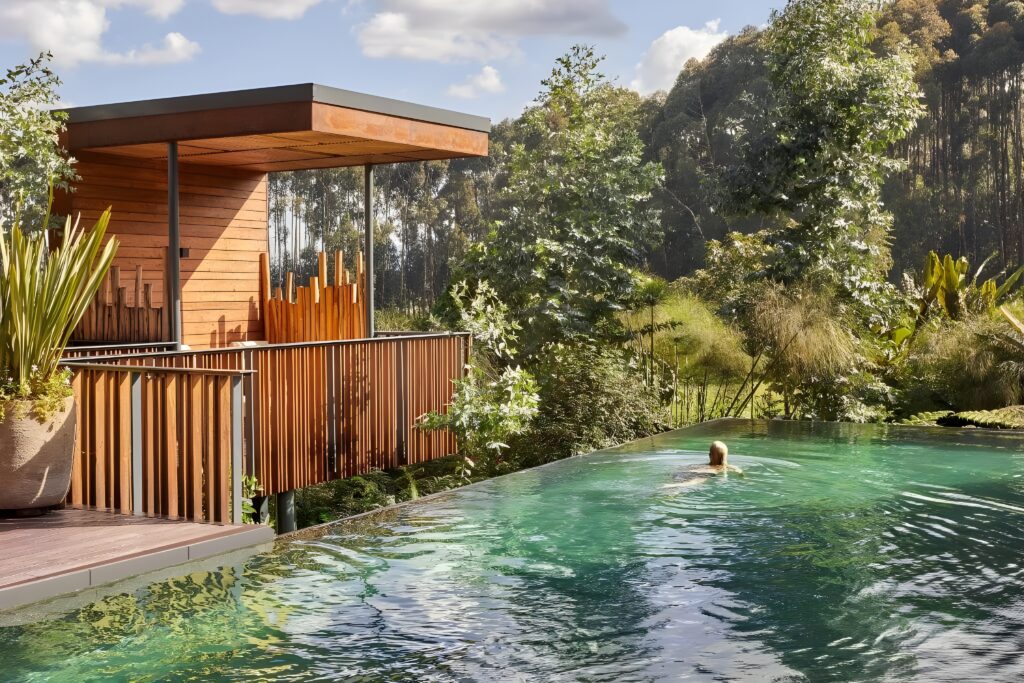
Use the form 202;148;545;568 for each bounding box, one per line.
0;0;784;123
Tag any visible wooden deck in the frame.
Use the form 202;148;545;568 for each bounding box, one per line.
0;508;274;611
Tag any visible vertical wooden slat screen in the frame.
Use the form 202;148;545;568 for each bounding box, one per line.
68;365;246;523
65;333;468;521
260;251;367;343
72;265;165;344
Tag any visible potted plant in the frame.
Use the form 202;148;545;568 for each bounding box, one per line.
0;205;116;511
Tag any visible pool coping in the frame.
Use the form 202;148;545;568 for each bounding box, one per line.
0;515;275;613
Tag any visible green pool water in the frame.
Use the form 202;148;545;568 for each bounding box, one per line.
4;419;1024;681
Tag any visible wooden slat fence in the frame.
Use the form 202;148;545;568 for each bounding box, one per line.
260;251;367;344
67;364;246;523
63;342;176;360
64;333;468;520
72;265;165;344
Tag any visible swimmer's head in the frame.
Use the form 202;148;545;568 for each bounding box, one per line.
709;441;728;466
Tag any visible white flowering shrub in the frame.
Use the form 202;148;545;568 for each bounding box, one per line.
419;281;539;480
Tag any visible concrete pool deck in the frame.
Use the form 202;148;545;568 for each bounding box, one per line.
0;508;274;611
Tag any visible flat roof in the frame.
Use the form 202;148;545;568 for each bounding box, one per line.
62;83;490;172
63;83;490;133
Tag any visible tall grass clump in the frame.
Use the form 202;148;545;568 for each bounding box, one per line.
899;314;1024;413
624;288;751;423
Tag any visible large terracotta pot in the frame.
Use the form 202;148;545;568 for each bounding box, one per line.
0;398;76;511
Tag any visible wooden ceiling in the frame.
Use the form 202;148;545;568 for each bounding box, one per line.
63;85;489;172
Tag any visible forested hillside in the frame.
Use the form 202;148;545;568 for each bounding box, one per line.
269;0;1024;309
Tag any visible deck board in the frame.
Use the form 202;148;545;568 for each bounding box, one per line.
0;508;273;610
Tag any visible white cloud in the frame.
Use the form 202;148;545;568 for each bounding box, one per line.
105;31;201;64
630;20;728;95
0;0;197;67
357;0;625;63
360;12;516;62
127;0;186;19
211;0;323;20
447;65;504;99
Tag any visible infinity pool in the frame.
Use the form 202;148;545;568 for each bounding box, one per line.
4;420;1024;681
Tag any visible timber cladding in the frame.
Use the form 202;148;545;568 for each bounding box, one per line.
70;151;268;348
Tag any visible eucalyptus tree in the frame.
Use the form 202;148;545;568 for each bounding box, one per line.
878;0;1024;274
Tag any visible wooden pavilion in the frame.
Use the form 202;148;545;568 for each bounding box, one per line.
55;84;488;531
59;83;488;348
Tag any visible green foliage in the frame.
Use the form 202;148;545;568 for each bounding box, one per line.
659;292;751;382
374;307;433;332
623;285;750;380
294;471;398;527
509;343;669;466
624;272;669;384
643;28;771;277
0;53;77;229
898;315;1024;412
898;410;952;426
620;285;751;423
728;0;923;313
241;475;264;524
917;251;1023;321
750;286;855;384
744;285;891;421
293;456;466;527
0;367;73;423
420;281;539;480
688;231;775;317
938;406;1024;430
882;250;1024;362
0;206;117;421
466;45;663;353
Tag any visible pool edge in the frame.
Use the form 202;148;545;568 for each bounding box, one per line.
0;523;275;614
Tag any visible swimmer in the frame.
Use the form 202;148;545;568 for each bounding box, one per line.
707;441;742;474
663;441;743;489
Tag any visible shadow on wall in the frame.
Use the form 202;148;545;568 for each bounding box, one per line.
209;315;246;348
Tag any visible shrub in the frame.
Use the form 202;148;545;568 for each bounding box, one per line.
420;281;540;479
509;343;669;467
898;315;1023;413
375;307;433;332
292;456;466;527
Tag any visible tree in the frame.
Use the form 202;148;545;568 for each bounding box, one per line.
728;0;923;316
0;53;76;228
643;28;772;278
464;45;664;354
